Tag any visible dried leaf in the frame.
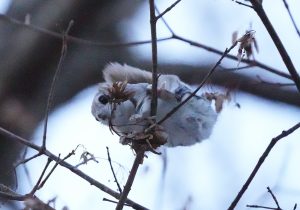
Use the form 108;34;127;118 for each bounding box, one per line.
205;91;231;113
108;82;134;104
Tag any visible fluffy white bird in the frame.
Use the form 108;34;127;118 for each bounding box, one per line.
91;63;217;147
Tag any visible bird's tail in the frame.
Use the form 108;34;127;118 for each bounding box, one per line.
103;62;152;84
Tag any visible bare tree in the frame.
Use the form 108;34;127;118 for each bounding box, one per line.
0;0;299;209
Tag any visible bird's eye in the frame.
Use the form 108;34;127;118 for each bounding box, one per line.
98;94;109;105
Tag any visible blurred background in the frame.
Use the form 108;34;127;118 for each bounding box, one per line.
0;0;299;209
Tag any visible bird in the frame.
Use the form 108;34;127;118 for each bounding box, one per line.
91;62;217;147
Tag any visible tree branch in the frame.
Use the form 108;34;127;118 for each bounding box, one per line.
282;0;300;38
0;126;149;210
115;150;145;210
250;0;300;93
158;42;237;125
42;20;73;148
228;122;300;210
106;147;123;194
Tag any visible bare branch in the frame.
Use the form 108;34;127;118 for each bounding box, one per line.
228;122;300;210
42;20;74;148
149;0;158;117
282;0;300;38
172;34;292;80
29;158;52;195
15;152;42;167
0;126;149;210
116;150;145;210
0;14;172;48
156;0;182;20
250;0;300;93
158;42;237;125
246;186;297;209
38;151;74;191
233;1;254;9
106;147;123;193
267;187;281;209
115;0;160;208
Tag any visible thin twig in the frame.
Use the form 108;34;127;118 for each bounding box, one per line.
0;14;291;83
250;0;300;93
293;204;297;210
42;20;74;148
0;126;149;210
282;0;300;38
156;0;182;20
103;198;130;207
158;42;237;125
267;187;281;209
0;14;172;48
29;158;52;195
149;0;158;117
246;204;278;209
154;7;293;81
116;150;145;210
155;6;175;35
233;0;254;9
15;152;42;167
172;34;292;80
246;187;283;209
227;122;300;210
106;147;123;193
219;64;254;71
38;151;74;190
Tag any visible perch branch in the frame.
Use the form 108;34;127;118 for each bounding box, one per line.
115;150;145;210
150;0;158;117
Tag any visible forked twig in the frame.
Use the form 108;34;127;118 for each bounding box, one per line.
29;158;52;195
228;122;300;210
246;186;297;209
0;126;149;210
